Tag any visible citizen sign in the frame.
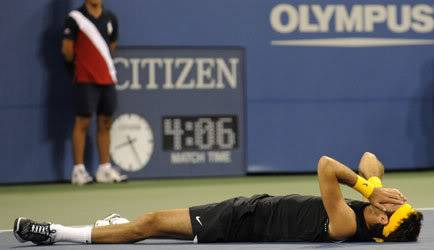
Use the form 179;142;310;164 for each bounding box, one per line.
114;57;239;91
271;4;434;33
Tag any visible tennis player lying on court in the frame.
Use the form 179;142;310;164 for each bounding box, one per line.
14;152;422;245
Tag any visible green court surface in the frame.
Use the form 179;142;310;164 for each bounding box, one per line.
1;171;433;230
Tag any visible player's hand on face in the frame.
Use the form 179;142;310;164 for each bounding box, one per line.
389;188;407;202
382;203;403;214
369;187;406;211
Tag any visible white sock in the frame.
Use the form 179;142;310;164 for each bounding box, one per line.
51;224;92;244
98;163;111;169
73;164;85;170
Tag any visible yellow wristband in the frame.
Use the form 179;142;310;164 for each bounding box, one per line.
368;176;383;188
353;176;374;198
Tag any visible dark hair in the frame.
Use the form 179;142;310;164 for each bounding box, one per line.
370;211;423;242
384;211;423;242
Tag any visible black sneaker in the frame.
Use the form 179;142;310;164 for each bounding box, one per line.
13;217;56;245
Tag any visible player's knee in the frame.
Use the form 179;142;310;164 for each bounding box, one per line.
134;212;160;235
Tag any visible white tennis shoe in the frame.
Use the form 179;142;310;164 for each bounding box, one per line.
94;213;130;227
96;165;127;183
71;165;93;186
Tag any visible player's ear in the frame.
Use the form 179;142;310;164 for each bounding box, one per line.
378;213;389;225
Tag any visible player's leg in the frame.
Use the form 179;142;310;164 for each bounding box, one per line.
92;208;193;243
13;208;193;245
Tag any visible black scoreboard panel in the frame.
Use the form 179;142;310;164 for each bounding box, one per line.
163;115;238;151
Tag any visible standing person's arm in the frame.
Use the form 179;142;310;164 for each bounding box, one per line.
62;40;74;62
62;15;79;62
109;14;118;53
109;42;117;52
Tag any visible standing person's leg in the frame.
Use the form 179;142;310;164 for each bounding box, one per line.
95;84;127;182
72;116;91;165
71;84;97;185
96;114;112;165
96;84;117;164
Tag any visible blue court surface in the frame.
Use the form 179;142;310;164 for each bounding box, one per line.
1;210;433;250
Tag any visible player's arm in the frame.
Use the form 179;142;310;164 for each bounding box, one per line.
358;152;406;211
317;156;358;240
317;156;405;239
358;152;384;180
62;39;74;62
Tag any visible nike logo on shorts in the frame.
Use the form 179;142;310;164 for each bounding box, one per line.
195;216;203;226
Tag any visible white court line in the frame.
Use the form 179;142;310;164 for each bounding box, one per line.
1;209;434;233
417;207;434;211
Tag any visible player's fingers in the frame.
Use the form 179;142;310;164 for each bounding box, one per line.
391;188;407;201
373;202;387;212
383;195;404;205
384;189;404;202
383;203;402;213
378;190;403;204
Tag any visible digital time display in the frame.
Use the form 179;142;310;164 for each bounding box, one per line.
162;116;238;151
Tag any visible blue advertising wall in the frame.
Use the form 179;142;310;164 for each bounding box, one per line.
1;0;434;183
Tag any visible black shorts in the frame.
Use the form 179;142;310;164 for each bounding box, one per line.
74;83;117;117
189;194;270;243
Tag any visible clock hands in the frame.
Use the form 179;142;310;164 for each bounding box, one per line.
111;114;154;172
127;135;142;167
114;135;142;169
114;137;137;150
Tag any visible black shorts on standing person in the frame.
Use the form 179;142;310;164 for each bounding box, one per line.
74;84;117;117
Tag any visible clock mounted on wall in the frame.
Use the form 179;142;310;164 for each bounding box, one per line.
110;113;154;172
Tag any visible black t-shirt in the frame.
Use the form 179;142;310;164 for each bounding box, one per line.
250;195;372;242
346;200;375;242
251;194;330;242
63;4;118;45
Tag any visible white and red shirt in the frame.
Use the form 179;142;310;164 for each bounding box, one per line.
63;5;118;84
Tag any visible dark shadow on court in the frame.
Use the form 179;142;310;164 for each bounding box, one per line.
39;0;95;181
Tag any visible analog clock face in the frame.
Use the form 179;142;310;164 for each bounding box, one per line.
110;113;154;172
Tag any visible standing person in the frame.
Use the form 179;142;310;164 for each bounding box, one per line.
62;0;127;185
